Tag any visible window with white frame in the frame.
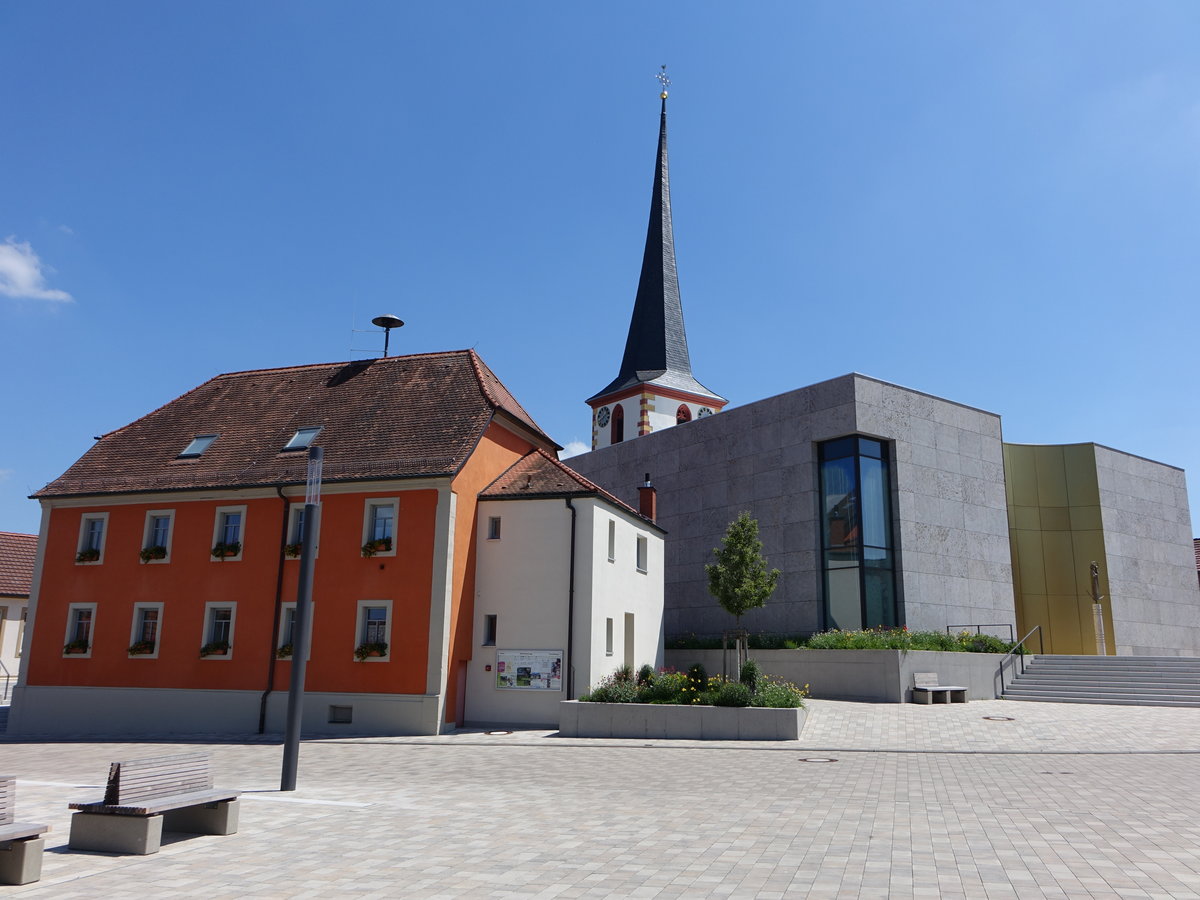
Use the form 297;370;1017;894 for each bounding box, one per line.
76;513;108;563
64;603;96;655
487;516;502;540
285;505;309;559
636;535;648;573
605;617;614;656
129;603;163;657
141;510;173;563
15;608;26;657
211;506;246;560
362;499;397;556
201;603;236;656
607;519;616;563
355;599;391;659
278;603;296;651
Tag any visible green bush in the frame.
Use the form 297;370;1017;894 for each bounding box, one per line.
686;663;707;689
636;664;655;686
585;675;639;704
739;658;761;692
801;627;1015;654
613;663;635;683
639;670;688;704
713;680;752;707
751;677;807;708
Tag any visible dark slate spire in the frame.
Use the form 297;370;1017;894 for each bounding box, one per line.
589;95;725;404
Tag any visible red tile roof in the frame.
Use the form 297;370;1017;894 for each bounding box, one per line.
480;450;664;531
0;532;37;597
36;351;557;498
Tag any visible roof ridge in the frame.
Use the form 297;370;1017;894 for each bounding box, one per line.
0;531;37;539
212;349;474;381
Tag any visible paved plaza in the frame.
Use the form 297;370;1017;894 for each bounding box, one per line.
3;699;1200;898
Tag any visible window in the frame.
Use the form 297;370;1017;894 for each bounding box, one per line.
487;516;502;540
129;603;163;657
141;510;173;562
676;404;692;424
362;499;397;556
483;614;497;646
285;505;311;559
76;513;108;563
277;603;297;655
179;434;218;458
819;436;897;631
607;520;616;562
64;603;96;656
355;599;392;660
636;535;648;573
201;603;236;657
15;608;26;657
212;506;246;560
611;404;625;444
282;426;322;451
605;617;614;656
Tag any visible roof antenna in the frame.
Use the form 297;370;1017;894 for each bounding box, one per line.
370;315;405;358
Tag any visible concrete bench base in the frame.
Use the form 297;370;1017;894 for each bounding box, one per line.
69;798;239;855
0;836;44;885
913;687;967;704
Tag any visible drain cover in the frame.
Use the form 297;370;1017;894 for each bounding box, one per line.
982;716;1015;721
798;757;838;763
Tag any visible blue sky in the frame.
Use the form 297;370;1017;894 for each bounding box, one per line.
3;2;1199;536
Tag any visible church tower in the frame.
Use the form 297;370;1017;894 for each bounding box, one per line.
587;77;727;450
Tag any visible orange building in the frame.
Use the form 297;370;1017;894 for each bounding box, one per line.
10;350;571;735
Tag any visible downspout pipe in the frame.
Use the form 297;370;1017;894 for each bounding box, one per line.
258;486;291;733
565;497;577;700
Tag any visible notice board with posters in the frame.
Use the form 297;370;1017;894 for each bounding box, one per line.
495;649;563;691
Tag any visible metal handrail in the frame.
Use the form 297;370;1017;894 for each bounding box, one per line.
998;625;1044;694
0;659;11;704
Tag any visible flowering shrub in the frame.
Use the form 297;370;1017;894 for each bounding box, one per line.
805;627;1014;653
581;667;806;709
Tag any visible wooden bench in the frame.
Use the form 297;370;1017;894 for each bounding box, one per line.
0;777;49;884
68;752;239;855
912;672;968;704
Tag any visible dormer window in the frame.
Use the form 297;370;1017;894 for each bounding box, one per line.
179;434;218;458
282;427;322;451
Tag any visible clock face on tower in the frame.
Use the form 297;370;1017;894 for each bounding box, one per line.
697;407;713;418
596;406;611;427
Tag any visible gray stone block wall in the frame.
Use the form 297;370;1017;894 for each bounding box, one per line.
1093;446;1200;655
856;379;1015;635
567;373;1016;639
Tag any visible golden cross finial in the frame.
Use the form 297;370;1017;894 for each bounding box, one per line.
656;64;670;100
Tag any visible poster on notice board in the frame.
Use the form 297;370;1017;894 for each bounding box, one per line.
495;649;563;691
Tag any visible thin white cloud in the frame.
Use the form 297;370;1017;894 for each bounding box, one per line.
560;440;589;459
57;224;74;235
0;469;12;483
0;237;73;302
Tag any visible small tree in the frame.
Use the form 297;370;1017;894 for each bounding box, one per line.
706;512;780;671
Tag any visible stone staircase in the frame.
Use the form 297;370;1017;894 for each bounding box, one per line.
1003;655;1200;707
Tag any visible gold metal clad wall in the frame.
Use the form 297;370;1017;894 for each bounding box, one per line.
1003;443;1115;655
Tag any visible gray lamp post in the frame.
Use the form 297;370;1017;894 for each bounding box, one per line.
281;445;322;791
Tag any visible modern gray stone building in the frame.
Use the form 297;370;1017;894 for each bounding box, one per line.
571;89;1200;655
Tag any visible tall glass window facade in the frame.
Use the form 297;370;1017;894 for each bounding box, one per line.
818;436;898;631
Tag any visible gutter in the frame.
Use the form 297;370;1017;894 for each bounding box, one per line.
257;486;291;733
565;497;577;700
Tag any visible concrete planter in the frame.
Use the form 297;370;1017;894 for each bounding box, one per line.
664;648;1019;702
559;700;806;740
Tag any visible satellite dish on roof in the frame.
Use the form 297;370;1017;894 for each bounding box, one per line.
370;315;405;357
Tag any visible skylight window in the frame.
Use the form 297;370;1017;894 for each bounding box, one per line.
179;434;218;458
282;427;322;451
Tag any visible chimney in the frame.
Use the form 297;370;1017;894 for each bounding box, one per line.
638;472;657;522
